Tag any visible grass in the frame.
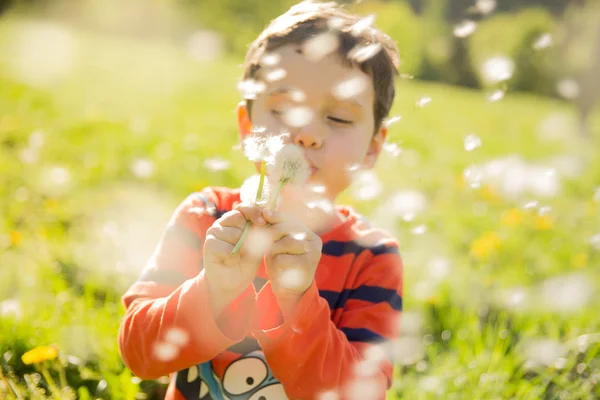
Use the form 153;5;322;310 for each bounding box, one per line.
0;14;599;400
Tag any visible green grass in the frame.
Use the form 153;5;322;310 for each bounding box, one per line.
1;15;599;400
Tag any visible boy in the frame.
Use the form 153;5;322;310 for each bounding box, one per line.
118;1;403;399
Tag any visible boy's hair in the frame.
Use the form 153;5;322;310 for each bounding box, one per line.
242;0;400;134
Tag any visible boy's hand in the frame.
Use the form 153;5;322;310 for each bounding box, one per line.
203;203;266;315
262;208;323;316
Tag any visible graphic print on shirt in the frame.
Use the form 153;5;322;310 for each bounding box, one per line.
175;351;287;400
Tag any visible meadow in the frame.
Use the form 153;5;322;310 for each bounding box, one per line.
0;14;599;400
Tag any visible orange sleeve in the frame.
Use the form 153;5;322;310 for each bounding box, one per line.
118;190;256;380
250;243;403;399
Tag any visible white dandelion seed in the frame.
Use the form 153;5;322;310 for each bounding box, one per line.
203;157;230;172
243;135;270;162
260;52;281;67
245;228;273;259
481;56;514;84
265;68;287;82
351;170;382;201
332;75;369;100
130;158;155;179
464;134;482;151
475;0;496;15
557;78;580;100
348;43;382;63
289;89;306;102
153;342;179;361
454;20;476;38
302;32;340;62
237;79;266;100
416;96;432;107
278;268;307;291
165;327;190;347
533;33;553;50
282;106;314;128
487;89;505;102
383;116;402;127
383;142;402;157
351;14;376;36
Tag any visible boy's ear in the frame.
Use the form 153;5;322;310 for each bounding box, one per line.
236;101;252;141
363;125;388;169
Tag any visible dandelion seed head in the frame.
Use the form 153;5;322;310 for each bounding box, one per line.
241;174;268;204
270;144;310;185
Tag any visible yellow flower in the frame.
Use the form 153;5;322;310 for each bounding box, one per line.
501;208;524;226
572;253;588;269
534;215;554;231
21;346;59;365
481;185;500;203
10;231;21;246
470;232;501;260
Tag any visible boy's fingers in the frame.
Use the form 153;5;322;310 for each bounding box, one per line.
234;202;266;226
270;235;308;256
261;208;287;225
210;225;242;246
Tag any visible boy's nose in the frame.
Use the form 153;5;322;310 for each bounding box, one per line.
294;132;322;149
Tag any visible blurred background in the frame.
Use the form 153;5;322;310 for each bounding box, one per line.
0;0;599;398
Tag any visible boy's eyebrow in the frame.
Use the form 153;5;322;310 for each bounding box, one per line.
267;87;365;109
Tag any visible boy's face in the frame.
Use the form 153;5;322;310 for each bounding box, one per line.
237;44;387;201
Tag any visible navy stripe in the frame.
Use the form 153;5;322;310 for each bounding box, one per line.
341;327;386;343
319;286;402;311
138;267;189;286
189;192;228;219
253;276;267;291
322;240;400;257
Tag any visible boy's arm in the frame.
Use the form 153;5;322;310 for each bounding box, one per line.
251;241;402;399
118;191;256;380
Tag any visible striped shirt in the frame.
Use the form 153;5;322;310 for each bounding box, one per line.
118;187;403;400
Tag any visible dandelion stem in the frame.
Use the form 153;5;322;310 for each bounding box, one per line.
231;161;267;255
0;366;22;399
54;359;67;391
268;180;285;210
39;365;60;400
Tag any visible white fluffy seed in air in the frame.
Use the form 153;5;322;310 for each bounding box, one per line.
351;14;376;36
131;159;155;179
289;89;306;102
310;185;327;194
327;17;345;30
348;43;382;63
464;134;482;151
412;225;427;235
332;76;368;100
588;234;600;250
265;68;287;82
165;327;190;347
302;32;340;62
383;116;402;127
237;79;266;100
416;96;432;107
383;142;402;157
481;56;514;84
487;90;505;102
557;78;580;100
153;342;179;361
454;20;477;38
351;170;382;200
594;187;600;202
533;33;553;50
282;106;314;128
476;0;496;15
251;125;267;133
292;232;307;240
318;390;340;400
245;229;273;258
261;52;281;66
203;157;230;172
279;268;307;291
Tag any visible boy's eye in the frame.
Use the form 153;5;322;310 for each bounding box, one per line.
327;116;353;125
270;109;283;116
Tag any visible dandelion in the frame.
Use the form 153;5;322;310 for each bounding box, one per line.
232;132;288;255
534;215;554;231
470;232;501;260
267;144;310;209
22;346;58;365
501;208;524;226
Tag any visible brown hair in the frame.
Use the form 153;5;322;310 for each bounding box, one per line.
242;0;400;134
